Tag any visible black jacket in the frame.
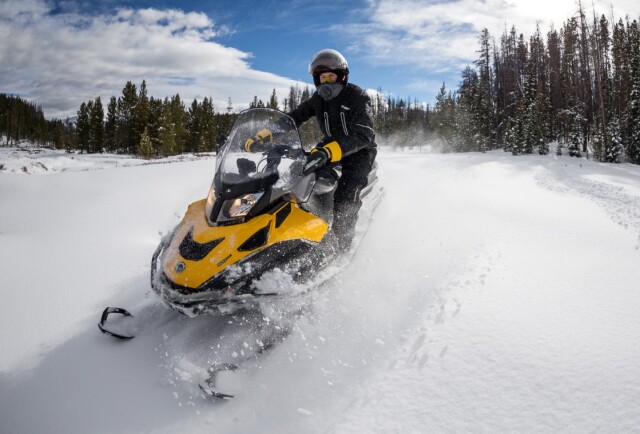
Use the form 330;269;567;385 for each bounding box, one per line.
288;83;376;159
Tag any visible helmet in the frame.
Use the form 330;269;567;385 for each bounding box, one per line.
309;49;349;86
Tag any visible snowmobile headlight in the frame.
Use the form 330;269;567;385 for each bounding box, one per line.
222;192;264;221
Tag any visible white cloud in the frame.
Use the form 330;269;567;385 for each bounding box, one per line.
0;0;305;118
352;0;640;79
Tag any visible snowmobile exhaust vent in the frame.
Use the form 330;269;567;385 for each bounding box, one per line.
275;203;292;228
238;224;270;252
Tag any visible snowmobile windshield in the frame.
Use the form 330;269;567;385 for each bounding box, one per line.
215;108;304;199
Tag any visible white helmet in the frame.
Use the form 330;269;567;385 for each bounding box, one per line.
309;49;349;86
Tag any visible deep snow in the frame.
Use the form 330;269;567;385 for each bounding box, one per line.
1;144;640;433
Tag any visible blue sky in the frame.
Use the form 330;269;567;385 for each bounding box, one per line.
2;0;639;119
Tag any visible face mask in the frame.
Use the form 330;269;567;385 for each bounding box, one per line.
317;83;344;101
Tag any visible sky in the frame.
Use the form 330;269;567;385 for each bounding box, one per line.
2;0;640;119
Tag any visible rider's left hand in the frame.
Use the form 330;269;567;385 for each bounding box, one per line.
244;128;272;152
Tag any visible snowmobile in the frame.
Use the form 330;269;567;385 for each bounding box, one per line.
99;108;381;334
98;108;381;397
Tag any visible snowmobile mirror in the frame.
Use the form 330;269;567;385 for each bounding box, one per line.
217;133;228;149
237;158;257;176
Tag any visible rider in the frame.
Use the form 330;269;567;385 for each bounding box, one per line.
246;49;377;254
292;49;377;254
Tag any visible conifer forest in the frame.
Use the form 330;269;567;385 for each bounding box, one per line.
2;7;639;164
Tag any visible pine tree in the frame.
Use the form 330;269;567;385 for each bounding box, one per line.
626;20;640;164
535;91;551;154
104;96;117;153
474;28;494;149
494;26;521;147
158;99;176;156
456;67;478;150
627;76;640;163
137;127;153;159
591;129;605;161
456;59;490;153
560;17;580;145
568;112;582;157
146;97;164;156
117;81;138;153
200;97;216;152
522;61;537;154
504;121;515;153
529;25;551;154
591;14;612;161
509;103;526;156
547;27;562;140
268;89;279;109
577;1;594;153
298;86;321;147
134;80;150;150
170;94;187;154
605;116;623;163
287;86;302;111
187;99;201;152
89;97;104;153
432;82;456;151
301;86;312;101
76;102;90;153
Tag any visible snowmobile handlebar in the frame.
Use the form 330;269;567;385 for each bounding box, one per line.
302;150;329;176
262;144;304;159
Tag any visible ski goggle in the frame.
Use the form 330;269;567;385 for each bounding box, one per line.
319;72;338;83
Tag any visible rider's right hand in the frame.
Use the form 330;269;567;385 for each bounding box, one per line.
303;147;330;175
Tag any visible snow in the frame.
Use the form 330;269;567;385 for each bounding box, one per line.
1;144;640;433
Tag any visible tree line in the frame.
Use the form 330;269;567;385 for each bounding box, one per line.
73;80;331;158
74;81;236;158
429;4;640;163
0;94;72;147
1;83;324;156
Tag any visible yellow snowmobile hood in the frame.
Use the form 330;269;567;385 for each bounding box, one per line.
162;199;328;289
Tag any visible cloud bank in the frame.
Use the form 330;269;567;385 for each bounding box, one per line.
0;0;303;118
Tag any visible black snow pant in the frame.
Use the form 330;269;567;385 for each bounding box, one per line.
332;147;377;253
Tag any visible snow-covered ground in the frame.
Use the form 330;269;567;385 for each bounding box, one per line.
1;144;640;433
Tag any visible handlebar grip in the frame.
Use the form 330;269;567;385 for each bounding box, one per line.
302;156;322;176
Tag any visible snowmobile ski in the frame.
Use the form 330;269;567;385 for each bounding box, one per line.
97;307;135;340
199;363;239;399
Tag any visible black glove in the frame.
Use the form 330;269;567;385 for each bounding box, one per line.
303;147;330;175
